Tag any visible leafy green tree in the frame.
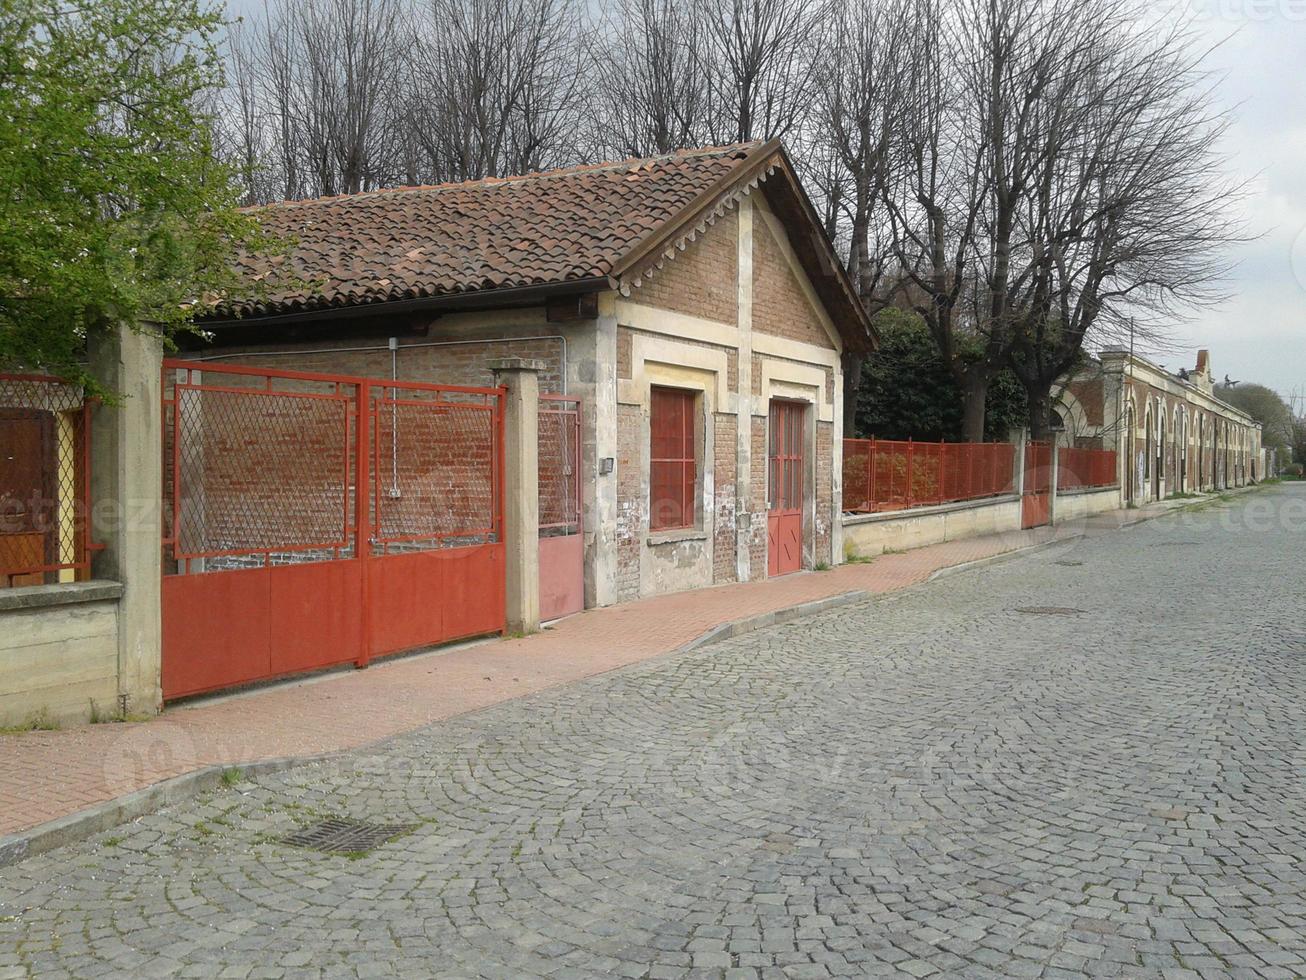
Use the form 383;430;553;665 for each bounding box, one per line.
854;309;1025;442
0;0;257;389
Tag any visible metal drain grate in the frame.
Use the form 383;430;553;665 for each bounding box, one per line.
1015;606;1085;616
1054;560;1084;567
282;819;416;854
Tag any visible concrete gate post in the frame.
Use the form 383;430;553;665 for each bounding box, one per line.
491;358;543;634
1050;442;1060;525
1010;428;1028;498
88;322;164;717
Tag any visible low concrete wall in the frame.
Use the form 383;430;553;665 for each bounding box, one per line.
842;496;1022;559
1054;487;1121;523
0;583;124;728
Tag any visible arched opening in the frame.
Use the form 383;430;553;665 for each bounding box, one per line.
1144;404;1154;501
1155;401;1165;499
1197;414;1204;491
1125;401;1137;503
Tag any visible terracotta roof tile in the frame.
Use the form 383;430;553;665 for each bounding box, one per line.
221;144;758;318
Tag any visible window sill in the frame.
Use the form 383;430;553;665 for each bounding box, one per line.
647;528;708;546
0;580;124;613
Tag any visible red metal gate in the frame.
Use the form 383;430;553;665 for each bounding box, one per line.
767;400;805;577
1022;441;1052;529
538;394;583;621
161;359;506;700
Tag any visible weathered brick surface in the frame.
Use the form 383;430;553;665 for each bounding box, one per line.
615;403;644;601
633;210;738;326
750;415;768;579
205;335;565;394
752;216;835;349
815;420;833;564
712;413;737;584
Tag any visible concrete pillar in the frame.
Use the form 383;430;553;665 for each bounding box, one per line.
88;322;163;716
492;357;542;634
735;195;755;582
1050;442;1060;524
1010;428;1028;497
588;295;620;607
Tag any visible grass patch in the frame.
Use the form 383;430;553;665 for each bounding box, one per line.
813;561;831;572
0;709;59;734
843;553;877;565
220;767;245;787
101;836;123;848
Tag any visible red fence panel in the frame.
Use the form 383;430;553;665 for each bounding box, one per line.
539;394;581;535
1057;447;1118;491
1;374;96;587
538;394;583;621
161;359;506;700
843;438;1016;514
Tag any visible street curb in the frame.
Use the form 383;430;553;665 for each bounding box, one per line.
926;534;1083;583
0;753;345;868
675;590;873;655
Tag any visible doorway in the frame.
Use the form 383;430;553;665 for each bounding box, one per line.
767;400;805;577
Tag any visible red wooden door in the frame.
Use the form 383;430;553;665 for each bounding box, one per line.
767;401;805;576
1;410;54;587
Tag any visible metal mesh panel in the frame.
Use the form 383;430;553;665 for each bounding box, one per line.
373;393;498;549
539;396;580;534
172;385;353;563
0;375;91;586
164;361;504;573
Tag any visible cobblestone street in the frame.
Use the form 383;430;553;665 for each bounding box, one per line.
3;486;1305;979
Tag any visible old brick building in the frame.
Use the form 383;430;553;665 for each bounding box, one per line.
195;141;875;609
1054;349;1262;504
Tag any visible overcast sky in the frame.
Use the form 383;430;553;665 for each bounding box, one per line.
220;0;1305;402
1170;0;1306;405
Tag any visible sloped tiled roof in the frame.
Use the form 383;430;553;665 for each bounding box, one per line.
220;145;757;318
214;141;876;350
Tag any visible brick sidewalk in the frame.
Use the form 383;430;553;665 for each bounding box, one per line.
0;512;1139;839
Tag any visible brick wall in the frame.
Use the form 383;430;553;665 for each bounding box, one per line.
713;413;738;584
750;416;768;579
753;216;835;349
615;403;644;601
815;421;833;565
634;210;738;326
205;335;565;394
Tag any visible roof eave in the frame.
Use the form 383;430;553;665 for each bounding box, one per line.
200;276;614;329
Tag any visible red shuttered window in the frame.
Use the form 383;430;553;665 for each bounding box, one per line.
650;386;697;531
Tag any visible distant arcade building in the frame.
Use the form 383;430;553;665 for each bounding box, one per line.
1054;349;1263;505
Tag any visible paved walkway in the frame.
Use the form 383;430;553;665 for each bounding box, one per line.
0;497;1185;840
0;485;1296;979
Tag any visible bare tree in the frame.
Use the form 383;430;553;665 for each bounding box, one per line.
407;0;585;183
698;0;825;145
586;0;708;158
808;0;912;430
235;0;405;200
882;0;1152;442
1006;20;1243;437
